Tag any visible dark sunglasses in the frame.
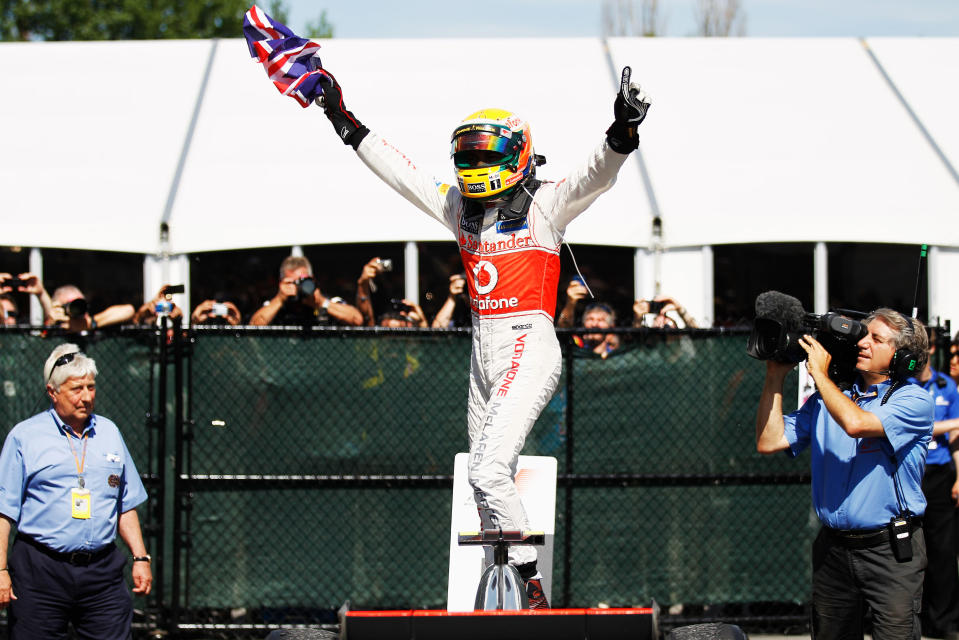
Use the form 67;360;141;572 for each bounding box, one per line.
48;351;80;381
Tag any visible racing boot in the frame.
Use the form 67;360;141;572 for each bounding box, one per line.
525;578;550;610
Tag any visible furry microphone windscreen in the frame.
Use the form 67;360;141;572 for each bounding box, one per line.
754;291;806;333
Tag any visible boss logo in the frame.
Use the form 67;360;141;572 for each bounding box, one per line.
467;183;487;194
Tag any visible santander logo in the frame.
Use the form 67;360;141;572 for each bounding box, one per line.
473;261;499;295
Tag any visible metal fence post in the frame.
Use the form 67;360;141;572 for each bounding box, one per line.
171;316;184;635
562;338;575;609
155;316;169;631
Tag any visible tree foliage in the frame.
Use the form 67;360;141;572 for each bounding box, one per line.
304;8;333;39
0;0;302;41
693;0;746;37
602;0;665;38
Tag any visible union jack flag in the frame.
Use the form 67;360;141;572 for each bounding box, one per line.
243;4;327;108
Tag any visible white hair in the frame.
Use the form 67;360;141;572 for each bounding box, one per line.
44;343;97;390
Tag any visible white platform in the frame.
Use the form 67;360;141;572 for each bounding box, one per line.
446;454;557;612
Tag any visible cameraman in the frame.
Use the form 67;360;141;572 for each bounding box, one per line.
191;299;242;326
1;272;54;324
632;295;697;329
49;285;134;332
431;272;469;329
133;285;184;325
356;256;391;327
250;256;362;327
755;308;934;639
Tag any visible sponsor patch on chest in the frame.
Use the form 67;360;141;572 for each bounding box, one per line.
496;218;528;234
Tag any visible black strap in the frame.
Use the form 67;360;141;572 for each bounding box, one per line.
881;379;904;406
462;178;542;223
499;178;541;221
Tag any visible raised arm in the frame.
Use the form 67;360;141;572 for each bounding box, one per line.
316;71;454;229
756;360;796;454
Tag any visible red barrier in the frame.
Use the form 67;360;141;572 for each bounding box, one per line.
344;607;657;640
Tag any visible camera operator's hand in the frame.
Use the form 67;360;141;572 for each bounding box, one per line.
192;300;241;326
192;300;213;324
399;299;428;328
0;273;13;294
356;257;385;327
358;258;384;285
49;301;71;326
449;274;466;297
595;333;620;359
557;279;588;329
631;299;651;326
432;274;466;329
16;272;55;324
566;279;587;303
799;334;832;383
15;272;42;296
135;285;183;325
276;274;300;303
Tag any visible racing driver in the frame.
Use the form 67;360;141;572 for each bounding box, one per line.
316;68;651;609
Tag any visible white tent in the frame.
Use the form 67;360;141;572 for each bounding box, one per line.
2;37;957;324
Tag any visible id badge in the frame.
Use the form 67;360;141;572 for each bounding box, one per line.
71;488;91;519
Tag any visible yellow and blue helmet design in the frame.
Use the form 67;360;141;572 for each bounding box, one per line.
451;108;535;201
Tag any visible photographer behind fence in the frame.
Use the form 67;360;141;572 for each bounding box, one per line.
632;295;697;329
133;284;185;325
251;255;362;327
49;284;135;333
1;272;54;325
355;256;399;327
378;299;428;328
191;299;242;326
555;276;590;328
431;272;470;329
575;302;621;358
752;291;934;640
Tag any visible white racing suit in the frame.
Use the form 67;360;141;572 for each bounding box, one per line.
356;132;629;566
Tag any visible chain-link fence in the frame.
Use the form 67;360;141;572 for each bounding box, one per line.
1;325;819;637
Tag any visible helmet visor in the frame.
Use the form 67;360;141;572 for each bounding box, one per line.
451;125;517;169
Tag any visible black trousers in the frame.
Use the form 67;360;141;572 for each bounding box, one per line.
811;526;926;640
921;463;959;635
8;539;132;640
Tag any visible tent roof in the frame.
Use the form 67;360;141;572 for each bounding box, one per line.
2;36;956;254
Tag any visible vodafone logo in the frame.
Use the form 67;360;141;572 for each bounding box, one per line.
473;261;498;295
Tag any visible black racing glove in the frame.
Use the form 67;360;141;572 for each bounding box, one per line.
316;71;369;150
605;66;651;155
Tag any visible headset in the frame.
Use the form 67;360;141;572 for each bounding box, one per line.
888;312;922;380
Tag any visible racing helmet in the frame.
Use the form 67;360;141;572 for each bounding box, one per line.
450;109;535;201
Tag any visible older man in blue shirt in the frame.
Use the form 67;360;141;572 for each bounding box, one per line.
0;343;152;639
756;308;935;640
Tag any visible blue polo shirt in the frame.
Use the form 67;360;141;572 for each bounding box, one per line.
909;369;959;466
0;408;148;553
783;377;934;530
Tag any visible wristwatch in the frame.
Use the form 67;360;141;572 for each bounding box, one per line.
133;554;152;563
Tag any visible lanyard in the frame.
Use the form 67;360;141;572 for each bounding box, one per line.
65;428;89;489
